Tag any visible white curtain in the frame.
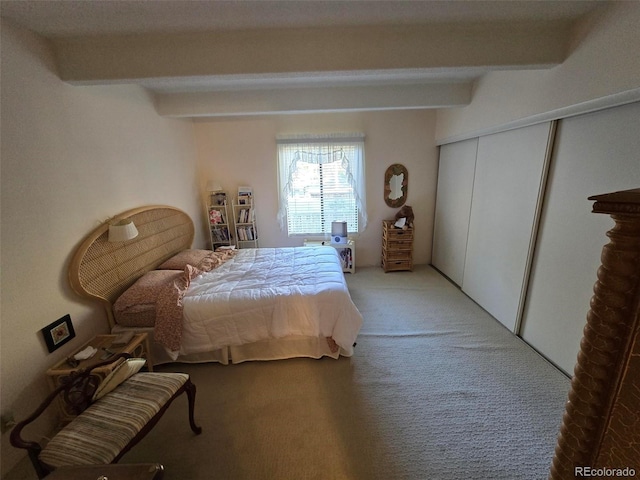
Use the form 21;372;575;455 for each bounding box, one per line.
276;133;367;233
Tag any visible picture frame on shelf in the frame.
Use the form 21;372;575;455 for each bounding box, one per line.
41;314;76;353
213;192;227;206
237;186;253;205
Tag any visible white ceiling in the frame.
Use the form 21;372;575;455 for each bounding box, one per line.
0;0;608;116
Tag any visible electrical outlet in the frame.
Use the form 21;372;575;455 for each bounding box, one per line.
1;412;16;434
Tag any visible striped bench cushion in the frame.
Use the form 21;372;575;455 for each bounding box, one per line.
39;372;188;468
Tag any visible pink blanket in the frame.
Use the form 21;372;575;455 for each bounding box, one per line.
154;250;237;352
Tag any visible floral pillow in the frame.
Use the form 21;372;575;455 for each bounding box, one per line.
113;270;184;327
157;250;214;270
158;249;237;272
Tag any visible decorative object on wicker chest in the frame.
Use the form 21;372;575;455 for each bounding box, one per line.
394;205;414;229
381;220;413;272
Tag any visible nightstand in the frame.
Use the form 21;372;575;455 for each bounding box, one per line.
46;333;153;421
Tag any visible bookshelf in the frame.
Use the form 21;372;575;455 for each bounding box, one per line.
207;192;233;250
232;198;258;249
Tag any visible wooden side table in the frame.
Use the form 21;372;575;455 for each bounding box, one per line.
45;463;164;479
46;333;153;421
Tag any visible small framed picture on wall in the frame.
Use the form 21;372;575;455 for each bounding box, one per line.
41;314;76;353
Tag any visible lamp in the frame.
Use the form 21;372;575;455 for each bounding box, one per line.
108;218;139;242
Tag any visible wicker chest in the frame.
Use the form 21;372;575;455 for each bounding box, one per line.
381;220;413;272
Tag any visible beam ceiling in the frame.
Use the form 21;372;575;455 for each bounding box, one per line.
0;1;607;117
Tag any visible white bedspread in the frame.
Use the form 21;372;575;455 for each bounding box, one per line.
179;247;363;357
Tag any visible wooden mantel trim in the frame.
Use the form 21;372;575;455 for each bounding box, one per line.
550;188;640;479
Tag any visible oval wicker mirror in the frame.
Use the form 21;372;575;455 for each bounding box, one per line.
384;164;408;208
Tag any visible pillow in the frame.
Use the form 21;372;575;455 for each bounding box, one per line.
92;358;146;401
113;270;184;327
113;304;156;328
157;249;214;270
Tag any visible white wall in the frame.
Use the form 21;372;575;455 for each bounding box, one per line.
193;110;438;267
0;21;202;475
435;2;640;143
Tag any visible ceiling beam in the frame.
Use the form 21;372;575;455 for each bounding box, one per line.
154;82;473;117
53;21;570;85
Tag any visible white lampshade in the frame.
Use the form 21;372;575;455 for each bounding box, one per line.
206;181;223;192
108;219;139;242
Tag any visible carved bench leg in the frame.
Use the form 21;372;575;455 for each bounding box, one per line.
185;379;202;435
112;377;203;464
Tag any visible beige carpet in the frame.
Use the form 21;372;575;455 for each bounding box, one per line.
7;265;571;479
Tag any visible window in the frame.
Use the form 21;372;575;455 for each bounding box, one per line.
277;134;367;236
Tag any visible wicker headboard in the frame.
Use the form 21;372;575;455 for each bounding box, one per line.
69;205;195;328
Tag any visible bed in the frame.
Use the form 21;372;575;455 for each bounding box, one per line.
69;205;363;365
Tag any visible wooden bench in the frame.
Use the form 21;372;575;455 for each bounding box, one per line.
10;353;202;479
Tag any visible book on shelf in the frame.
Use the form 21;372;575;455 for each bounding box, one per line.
237;226;255;241
237;207;252;224
339;248;352;269
211;226;230;242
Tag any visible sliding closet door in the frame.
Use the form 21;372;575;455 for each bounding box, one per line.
432;138;478;285
520;101;640;375
462;122;554;332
